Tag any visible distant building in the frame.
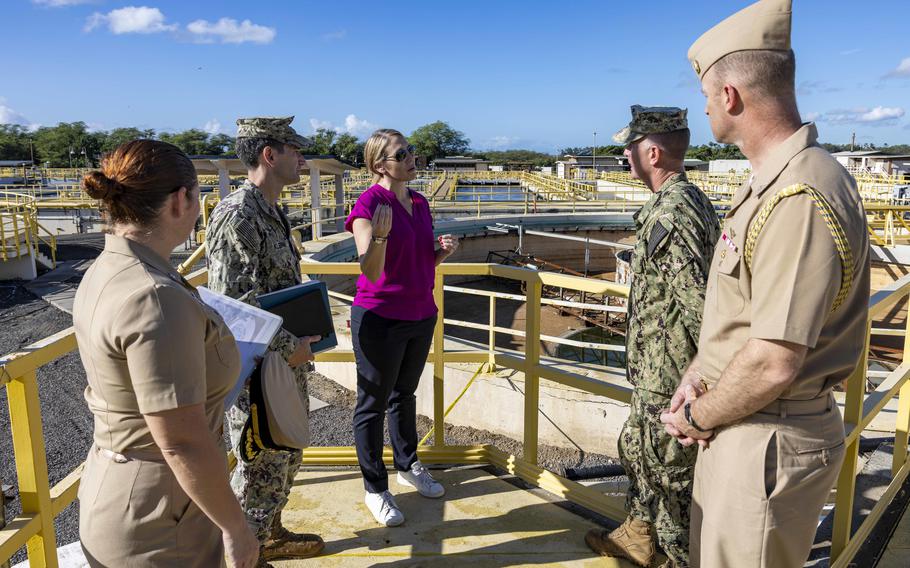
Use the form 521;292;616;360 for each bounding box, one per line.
431;156;491;171
831;150;910;177
709;159;752;174
556;154;627;178
684;158;709;172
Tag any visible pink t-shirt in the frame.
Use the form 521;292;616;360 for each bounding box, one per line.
345;184;438;321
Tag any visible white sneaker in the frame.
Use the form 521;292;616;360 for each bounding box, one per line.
397;460;445;498
365;490;405;527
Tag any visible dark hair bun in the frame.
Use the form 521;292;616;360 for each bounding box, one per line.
82;171;126;201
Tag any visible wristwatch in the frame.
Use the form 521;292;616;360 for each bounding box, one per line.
684;401;710;432
372;236;388;244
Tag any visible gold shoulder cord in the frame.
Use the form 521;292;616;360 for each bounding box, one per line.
743;184;854;313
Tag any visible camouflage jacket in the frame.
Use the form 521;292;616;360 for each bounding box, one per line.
626;173;720;395
205;179;302;361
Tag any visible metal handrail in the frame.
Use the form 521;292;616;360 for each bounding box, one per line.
2;257;906;566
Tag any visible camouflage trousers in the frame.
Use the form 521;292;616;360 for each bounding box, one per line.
619;389;697;568
227;369;310;543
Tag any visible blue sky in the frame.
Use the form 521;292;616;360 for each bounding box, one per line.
2;0;909;153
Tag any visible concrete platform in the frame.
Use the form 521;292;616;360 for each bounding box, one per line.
277;466;638;567
877;499;910;568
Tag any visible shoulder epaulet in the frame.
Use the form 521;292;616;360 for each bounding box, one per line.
744;183;853;312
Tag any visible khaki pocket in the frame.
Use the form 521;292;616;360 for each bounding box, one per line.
714;250;745;316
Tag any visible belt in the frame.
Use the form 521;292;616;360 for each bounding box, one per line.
758;393;833;417
96;446;166;463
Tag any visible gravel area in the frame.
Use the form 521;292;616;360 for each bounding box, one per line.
1;238;620;564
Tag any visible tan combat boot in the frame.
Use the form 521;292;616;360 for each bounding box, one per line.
260;513;325;561
585;516;655;567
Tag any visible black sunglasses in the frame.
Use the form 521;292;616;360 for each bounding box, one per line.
383;144;416;162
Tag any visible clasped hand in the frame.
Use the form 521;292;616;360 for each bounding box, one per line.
660;379;715;448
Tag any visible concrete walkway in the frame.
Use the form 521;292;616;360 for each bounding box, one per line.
877;503;910;568
278;466;637;567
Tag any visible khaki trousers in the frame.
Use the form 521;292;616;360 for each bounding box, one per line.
79;445;226;568
690;394;845;568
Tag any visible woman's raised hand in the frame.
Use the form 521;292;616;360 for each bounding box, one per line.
438;234;459;254
372;204;392;238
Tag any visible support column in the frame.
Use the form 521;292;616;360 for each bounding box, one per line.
310;167;322;240
335;174;345;233
212;160;231;199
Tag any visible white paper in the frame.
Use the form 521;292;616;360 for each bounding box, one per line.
197;286;283;409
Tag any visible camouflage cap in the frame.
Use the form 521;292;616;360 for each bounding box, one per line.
612;105;688;145
235;116;313;148
688;0;791;79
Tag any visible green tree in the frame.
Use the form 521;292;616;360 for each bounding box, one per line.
481;149;557;168
33;122;102;167
686;142;745;161
0;124;33;161
332;133;363;164
311;128;337;155
409;121;470;162
158;129;212;155
101;127;156;153
205;133;235;155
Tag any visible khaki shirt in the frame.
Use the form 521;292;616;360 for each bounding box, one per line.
697;124;870;400
74;234;241;451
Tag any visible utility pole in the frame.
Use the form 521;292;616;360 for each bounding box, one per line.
592;131;597;178
850;131;856;152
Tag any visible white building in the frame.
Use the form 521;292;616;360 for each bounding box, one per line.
832;150;910;176
709;159;751;174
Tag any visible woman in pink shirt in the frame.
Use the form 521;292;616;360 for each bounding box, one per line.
345;129;459;526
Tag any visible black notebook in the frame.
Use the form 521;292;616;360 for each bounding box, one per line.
256;281;337;353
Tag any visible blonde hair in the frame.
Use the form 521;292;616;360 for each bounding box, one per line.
364;128;406;183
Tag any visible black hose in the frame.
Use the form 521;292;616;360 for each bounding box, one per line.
564;463;626;480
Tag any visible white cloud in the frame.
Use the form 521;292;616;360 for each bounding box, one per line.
307;115;380;138
483;136;521;150
803;111;822;122
0;103;31;126
859;106;905;122
885;57;910;78
797;80;842;96
85;6;177;34
309;118;337;132
186;18;275;44
0;99;41;131
204;119;222;135
817;106;905;125
33;0;94;6
839;48;862;56
343;114;378;137
322;30;346;41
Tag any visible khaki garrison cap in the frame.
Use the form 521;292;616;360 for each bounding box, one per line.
612;105;688;145
687;0;792;79
235;116;313;148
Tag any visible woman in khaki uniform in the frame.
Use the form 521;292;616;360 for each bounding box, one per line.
73;140;259;568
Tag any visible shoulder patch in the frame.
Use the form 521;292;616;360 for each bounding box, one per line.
233;217;261;252
647;219;672;256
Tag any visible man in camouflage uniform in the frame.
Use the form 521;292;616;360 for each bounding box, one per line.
585;106;720;568
205;116;324;564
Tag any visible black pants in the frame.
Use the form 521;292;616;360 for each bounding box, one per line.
351;306;437;493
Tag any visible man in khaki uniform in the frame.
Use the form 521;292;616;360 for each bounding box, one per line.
659;1;870;566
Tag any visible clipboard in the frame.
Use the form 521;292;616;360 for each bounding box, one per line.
257;281;337;353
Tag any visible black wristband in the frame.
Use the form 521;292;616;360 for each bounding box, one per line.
372;236;388;244
685;402;710;432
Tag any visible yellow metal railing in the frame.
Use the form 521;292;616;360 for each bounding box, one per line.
0;192;56;268
4;254;909;566
829;272;910;566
